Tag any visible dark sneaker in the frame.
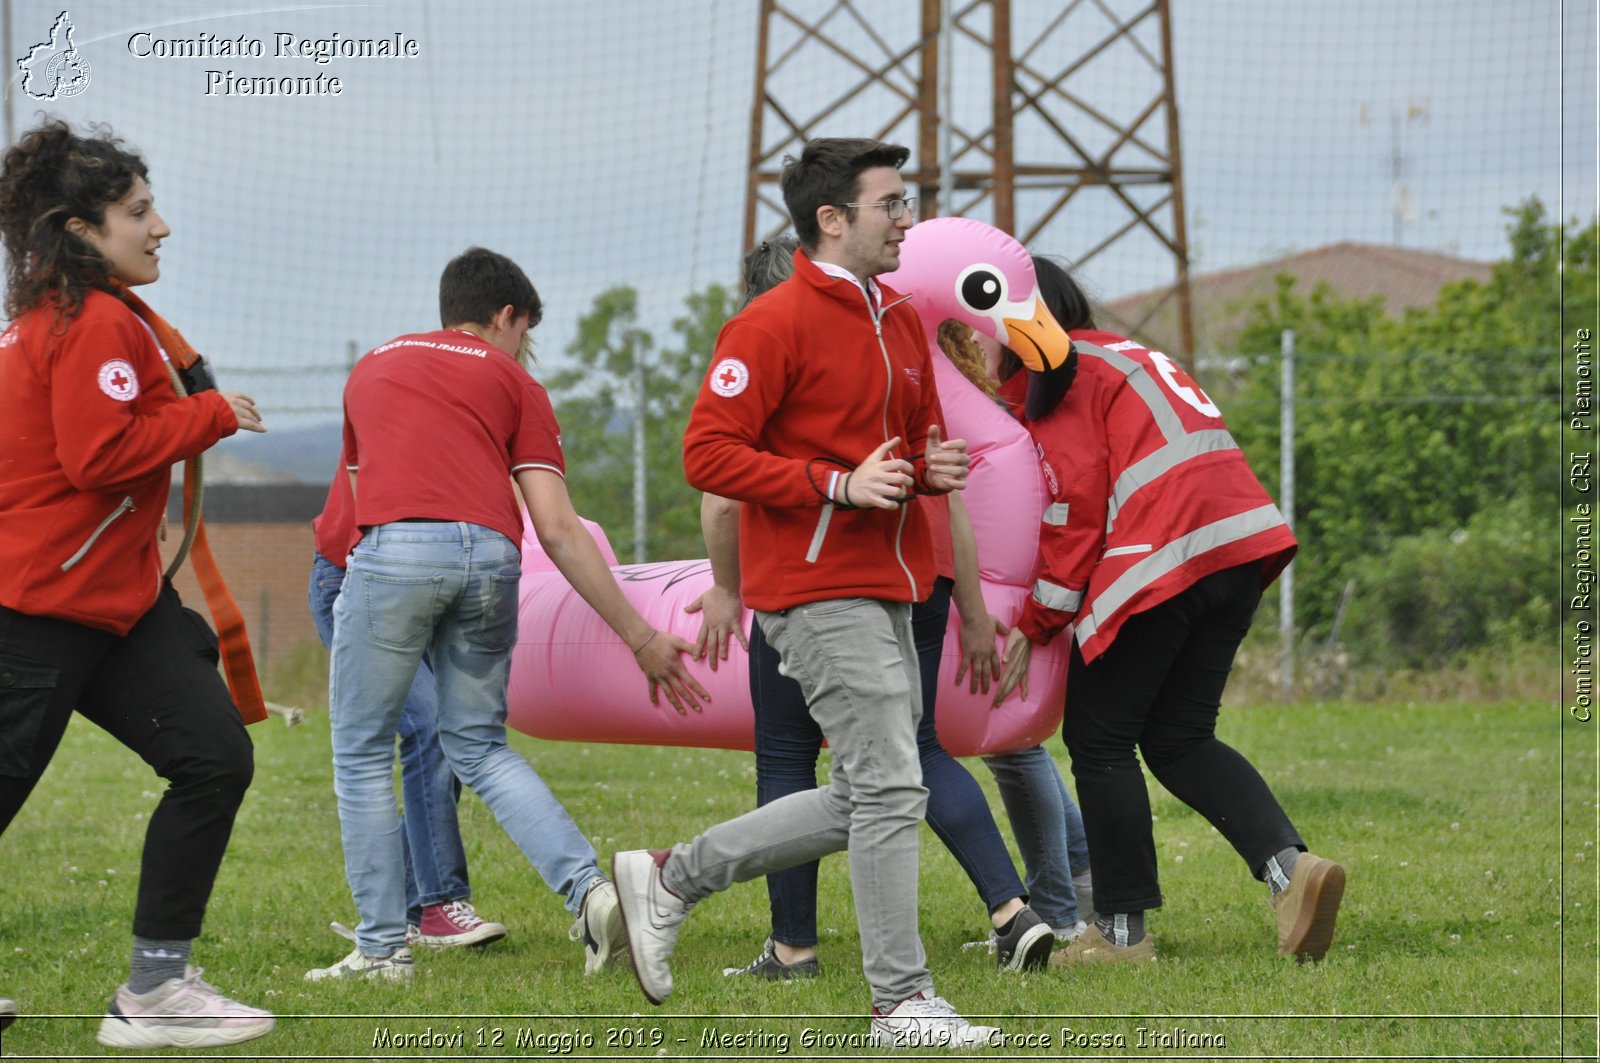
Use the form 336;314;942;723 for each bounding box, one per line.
721;938;821;980
612;849;692;1005
569;879;628;974
412;900;507;950
1273;853;1345;962
0;996;16;1032
96;967;274;1048
870;991;1003;1049
993;905;1053;971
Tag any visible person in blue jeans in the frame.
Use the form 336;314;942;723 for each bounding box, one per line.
305;247;707;983
307;472;505;950
980;746;1094;934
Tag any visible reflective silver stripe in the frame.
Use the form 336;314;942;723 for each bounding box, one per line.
805;503;835;564
1101;544;1152;558
1031;578;1083;613
1043;502;1070;526
61;496;135;572
1106;429;1240;530
1076;504;1287;644
1077;340;1193;443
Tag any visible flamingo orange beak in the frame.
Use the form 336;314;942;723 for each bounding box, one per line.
1000;295;1072;373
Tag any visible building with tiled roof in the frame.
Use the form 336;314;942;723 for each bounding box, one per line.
1101;242;1493;356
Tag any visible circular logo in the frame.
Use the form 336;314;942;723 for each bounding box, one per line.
709;357;750;398
42;51;91;100
97;359;139;402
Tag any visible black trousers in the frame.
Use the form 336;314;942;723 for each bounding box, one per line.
1062;562;1303;915
0;583;254;939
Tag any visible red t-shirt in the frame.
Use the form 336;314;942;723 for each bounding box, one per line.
311;466;358;566
340;329;564;546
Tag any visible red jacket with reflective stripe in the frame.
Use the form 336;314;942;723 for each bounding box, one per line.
0;291;236;634
1014;330;1296;662
682;249;945;611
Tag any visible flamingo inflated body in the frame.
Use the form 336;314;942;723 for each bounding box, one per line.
506;218;1070;756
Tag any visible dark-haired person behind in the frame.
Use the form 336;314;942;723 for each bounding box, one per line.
992;255;1346;965
0;119;272;1047
307;247;708;983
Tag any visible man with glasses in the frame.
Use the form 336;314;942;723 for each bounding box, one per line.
613;138;1001;1050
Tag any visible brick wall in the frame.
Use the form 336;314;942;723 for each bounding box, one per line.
161;485;327;672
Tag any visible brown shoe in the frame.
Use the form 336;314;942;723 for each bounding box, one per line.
1049;924;1156;966
1273;853;1345;962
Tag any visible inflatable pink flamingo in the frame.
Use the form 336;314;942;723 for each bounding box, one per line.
506;218;1071;756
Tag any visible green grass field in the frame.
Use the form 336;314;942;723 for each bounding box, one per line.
0;696;1592;1060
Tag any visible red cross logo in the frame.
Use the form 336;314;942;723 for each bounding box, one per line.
709;357;750;399
97;358;139;402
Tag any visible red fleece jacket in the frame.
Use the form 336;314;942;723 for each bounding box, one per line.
683;250;947;611
0;290;236;634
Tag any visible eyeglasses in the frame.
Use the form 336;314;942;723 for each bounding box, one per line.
838;196;917;221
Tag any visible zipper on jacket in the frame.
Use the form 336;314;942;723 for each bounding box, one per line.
61;496;136;572
870;294;920;602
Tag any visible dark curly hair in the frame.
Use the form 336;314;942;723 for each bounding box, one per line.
0;118;150;320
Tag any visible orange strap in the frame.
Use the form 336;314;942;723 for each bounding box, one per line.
118;285;268;726
185;469;267;724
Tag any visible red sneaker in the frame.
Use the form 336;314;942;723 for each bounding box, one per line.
409;901;507;949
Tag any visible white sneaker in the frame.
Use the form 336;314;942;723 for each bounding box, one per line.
569;879;629;974
612;850;692;1005
870;991;1003;1050
304;946;414;982
0;996;17;1033
1055;919;1090;944
96;967;274;1049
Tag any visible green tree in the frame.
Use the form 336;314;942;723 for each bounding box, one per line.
1220;199;1582;663
546;284;736;562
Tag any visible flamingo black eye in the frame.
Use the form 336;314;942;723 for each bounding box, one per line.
961;269;1004;311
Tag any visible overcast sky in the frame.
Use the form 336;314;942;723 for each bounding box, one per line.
8;0;1594;427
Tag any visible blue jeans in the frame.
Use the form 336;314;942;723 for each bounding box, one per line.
748;578;1025;947
309;553;469;924
327;522;603;955
982;745;1090;928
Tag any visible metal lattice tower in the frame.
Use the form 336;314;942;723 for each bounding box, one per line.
743;0;1195;360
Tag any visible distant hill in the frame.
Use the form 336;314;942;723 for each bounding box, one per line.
213;421;342;484
1101;242;1493;355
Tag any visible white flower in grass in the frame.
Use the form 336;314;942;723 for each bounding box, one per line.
1449;933;1461;942
1450;822;1460;830
1484;909;1495;918
1399;861;1409;867
1174;854;1183;864
98;879;107;887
